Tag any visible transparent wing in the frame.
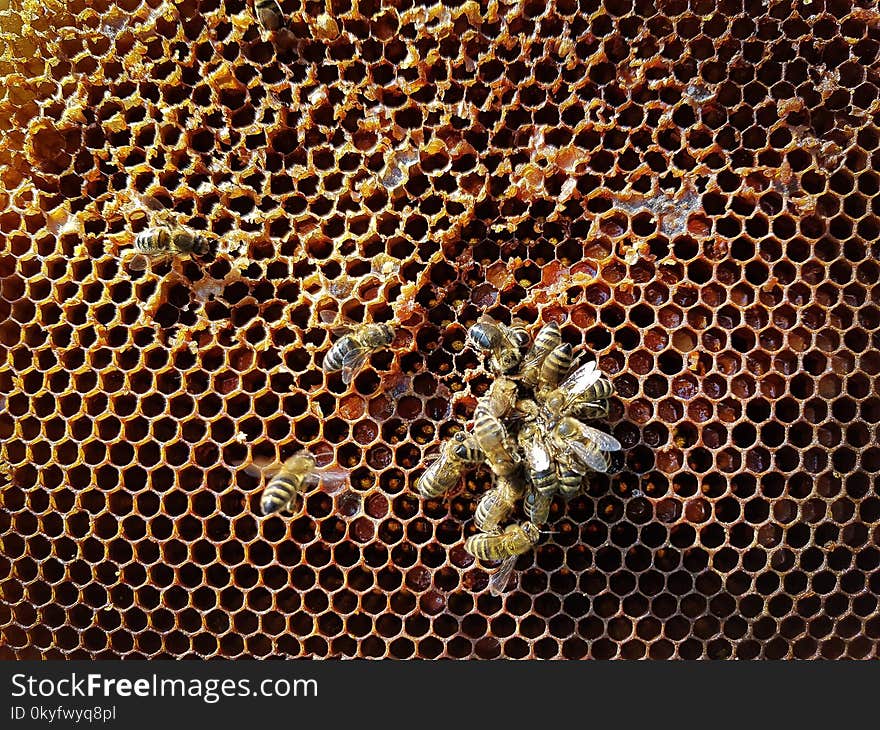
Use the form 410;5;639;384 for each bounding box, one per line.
559;361;600;395
572;423;622;452
319;310;358;335
488;556;518;596
239;454;283;480
340;345;370;371
128;254;149;271
134;192;175;225
315;466;349;494
138;193;168;213
567;441;611;473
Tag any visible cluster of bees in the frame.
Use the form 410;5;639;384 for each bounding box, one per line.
416;317;621;595
119;2;621;598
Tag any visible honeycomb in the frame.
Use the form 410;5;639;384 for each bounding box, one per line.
1;0;880;660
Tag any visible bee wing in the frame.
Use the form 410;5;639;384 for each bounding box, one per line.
318;309;337;324
138;193;168;212
520;336;556;370
488;556;518;596
339;342;371;367
567;441;611;473
135;192;175;225
320;311;358;335
571;423;622;452
315;466;349;495
128;254;149;271
559;361;601;395
340;362;362;385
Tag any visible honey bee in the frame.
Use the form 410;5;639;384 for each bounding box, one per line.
465;521;541;595
129;227;211;271
256;450;347;515
473;405;520;477
519;321;562;387
321;316;395;385
550;416;622;473
518;421;557;497
123;193;213;272
542;360;615;420
537;342;574;394
255;0;284;31
259;450;316;515
474;474;524;532
468;314;529;374
478;376;519;419
415;431;483;498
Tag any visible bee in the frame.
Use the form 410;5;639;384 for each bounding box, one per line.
122;193;212;272
518;421;557;497
129;227;211;271
256;450;348;515
255;0;284;31
519;321;562;387
259;451;316;515
478;377;519;419
473;405;520;477
550;416;622;473
415;431;483;499
468;314;529;374
542;360;615;420
465;521;541;596
322;318;395;385
474;474;524;532
537;342;574;394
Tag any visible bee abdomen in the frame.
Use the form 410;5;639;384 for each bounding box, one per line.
557;469;583;499
524;488;552;524
134;229;168;255
464;532;502;561
540;343;574;390
572;401;611;420
531;467;558;496
260;474;301;515
475;488;513;532
324;336;355;371
532;321;561;354
473;409;517;475
415;456;462;498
